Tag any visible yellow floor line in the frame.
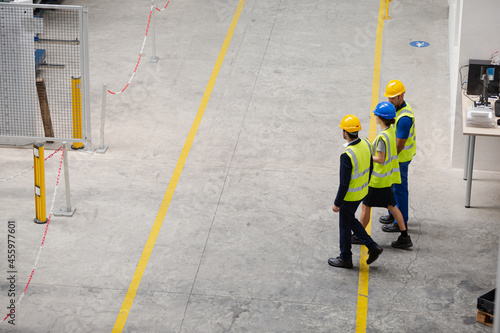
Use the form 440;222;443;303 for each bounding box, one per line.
355;0;387;332
111;1;246;331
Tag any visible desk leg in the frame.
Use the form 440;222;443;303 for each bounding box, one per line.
465;135;476;208
464;135;470;180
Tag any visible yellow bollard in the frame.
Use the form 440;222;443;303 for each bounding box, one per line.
71;76;84;149
33;144;47;224
384;0;392;20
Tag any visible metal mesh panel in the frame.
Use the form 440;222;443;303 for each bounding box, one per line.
0;3;86;143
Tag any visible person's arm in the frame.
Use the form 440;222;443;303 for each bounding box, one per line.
373;151;385;164
373;139;386;164
333;153;352;210
396;116;412;154
396;138;407;154
368;155;373;182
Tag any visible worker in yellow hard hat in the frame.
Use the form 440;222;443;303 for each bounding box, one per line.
378;80;417;233
329;115;383;269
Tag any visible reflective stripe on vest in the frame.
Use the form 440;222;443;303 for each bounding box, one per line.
369;128;401;188
395;104;416;163
376;132;398;166
344;138;371;201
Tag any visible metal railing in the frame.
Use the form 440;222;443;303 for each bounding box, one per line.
0;3;91;151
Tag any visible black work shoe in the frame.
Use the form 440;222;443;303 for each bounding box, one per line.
328;257;353;269
379;214;394;224
366;245;383;265
351;235;362;245
391;235;413;249
381;223;401;232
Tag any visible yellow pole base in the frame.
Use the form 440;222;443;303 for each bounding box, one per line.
384;0;392;20
72;76;84;149
33;144;47;224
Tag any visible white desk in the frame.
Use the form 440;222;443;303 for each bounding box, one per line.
462;98;500;207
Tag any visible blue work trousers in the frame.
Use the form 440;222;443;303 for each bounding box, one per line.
339;200;377;260
388;160;411;225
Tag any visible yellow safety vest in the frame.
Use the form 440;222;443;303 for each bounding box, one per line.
369;127;401;188
395;103;416;163
344;138;372;201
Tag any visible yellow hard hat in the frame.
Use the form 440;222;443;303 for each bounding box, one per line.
339;115;361;133
384;79;406;98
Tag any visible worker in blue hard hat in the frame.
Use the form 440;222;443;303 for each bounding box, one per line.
379;80;416;232
355;102;412;249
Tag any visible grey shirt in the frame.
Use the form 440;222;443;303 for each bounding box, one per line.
375;127;389;154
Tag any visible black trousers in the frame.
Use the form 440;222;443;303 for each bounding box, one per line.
339;200;378;260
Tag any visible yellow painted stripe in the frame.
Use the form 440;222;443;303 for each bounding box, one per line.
111;1;246;331
368;0;387;143
355;0;387;332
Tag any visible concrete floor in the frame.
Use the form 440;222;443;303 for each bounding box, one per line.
1;0;499;332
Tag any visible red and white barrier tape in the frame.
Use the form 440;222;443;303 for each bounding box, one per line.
107;1;170;95
156;0;170;11
0;147;65;324
0;146;63;184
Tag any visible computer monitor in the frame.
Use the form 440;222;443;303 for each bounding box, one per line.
466;59;500;104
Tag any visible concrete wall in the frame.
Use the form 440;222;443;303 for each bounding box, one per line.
450;0;500;171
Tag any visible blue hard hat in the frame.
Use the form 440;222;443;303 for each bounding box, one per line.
373;101;396;119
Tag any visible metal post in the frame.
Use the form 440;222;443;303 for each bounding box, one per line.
82;7;93;153
33;143;47;224
96;84;109;154
464;135;470;180
465;135;475;208
150;0;159;63
54;142;76;217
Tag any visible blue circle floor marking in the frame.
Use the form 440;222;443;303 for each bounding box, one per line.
410;41;430;48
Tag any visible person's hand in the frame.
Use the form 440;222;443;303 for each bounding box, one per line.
332;205;339;213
